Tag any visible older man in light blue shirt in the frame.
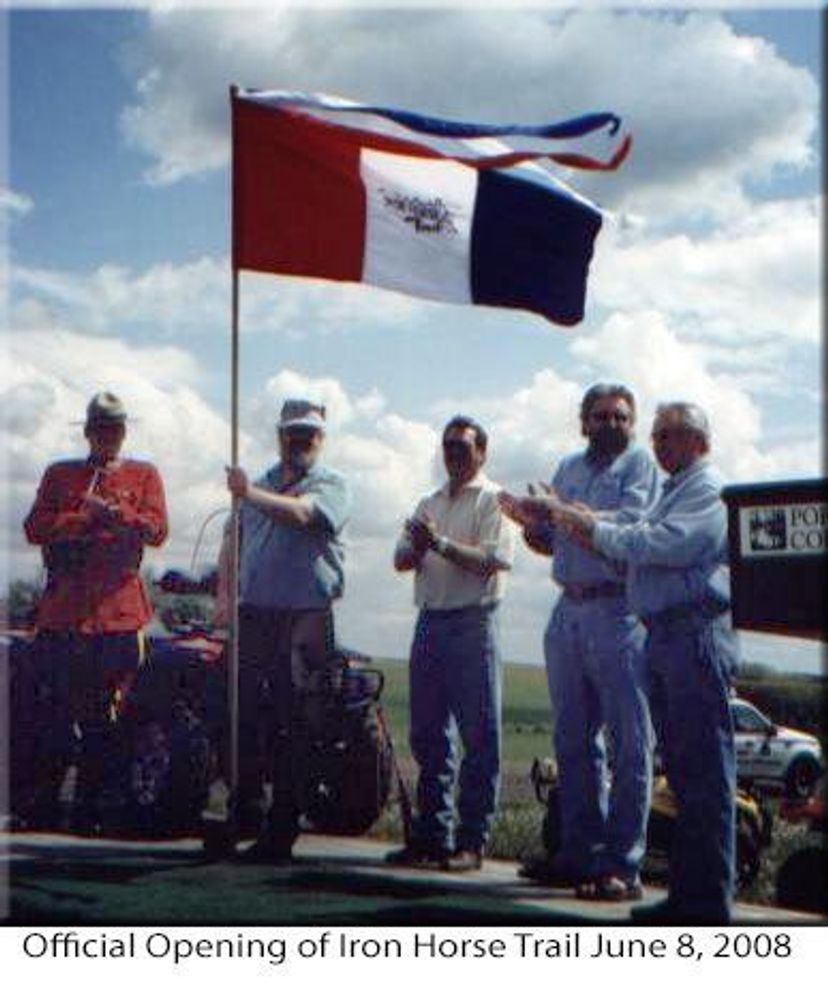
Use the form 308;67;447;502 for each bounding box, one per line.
501;383;660;900
543;401;739;924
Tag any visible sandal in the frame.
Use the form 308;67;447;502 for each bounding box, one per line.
576;875;643;902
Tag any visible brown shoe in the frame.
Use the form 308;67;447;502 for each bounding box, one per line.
442;849;483;872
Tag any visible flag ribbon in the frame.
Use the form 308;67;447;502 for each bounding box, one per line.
236;89;632;172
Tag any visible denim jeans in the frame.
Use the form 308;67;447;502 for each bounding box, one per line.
645;609;738;921
544;595;652;880
408;604;503;853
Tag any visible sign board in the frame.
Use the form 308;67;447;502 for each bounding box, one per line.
723;479;827;641
739;502;827;558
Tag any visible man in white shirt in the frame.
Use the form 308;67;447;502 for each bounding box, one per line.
387;416;514;871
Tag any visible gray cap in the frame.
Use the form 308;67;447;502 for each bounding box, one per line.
278;398;326;432
84;391;128;427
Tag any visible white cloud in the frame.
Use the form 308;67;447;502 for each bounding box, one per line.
594;197;821;344
11;256;418;341
12;258;227;337
119;8;817;228
0;186;34;217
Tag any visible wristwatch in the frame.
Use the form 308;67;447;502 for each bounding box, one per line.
435;535;450;556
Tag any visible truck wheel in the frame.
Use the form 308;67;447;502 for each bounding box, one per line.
784;758;820;800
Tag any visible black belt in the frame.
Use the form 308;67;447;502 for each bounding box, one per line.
643;600;729;628
421;602;498;619
561;581;625;603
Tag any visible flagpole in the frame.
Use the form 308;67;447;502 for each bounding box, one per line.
227;84;241;841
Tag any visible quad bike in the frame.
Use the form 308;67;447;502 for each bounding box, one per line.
530;756;773;889
198;640;411;858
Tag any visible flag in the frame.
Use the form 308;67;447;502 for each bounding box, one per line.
231;89;632;326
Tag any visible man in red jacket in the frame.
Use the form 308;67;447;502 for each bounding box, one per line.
23;391;169;830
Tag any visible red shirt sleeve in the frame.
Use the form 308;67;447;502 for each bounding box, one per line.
23;463;95;544
115;463;169;547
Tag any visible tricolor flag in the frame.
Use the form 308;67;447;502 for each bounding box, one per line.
231;89;632;326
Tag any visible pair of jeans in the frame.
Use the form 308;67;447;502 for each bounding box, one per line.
544;594;652;880
237;605;336;844
22;631;142;824
409;604;502;853
645;609;738;921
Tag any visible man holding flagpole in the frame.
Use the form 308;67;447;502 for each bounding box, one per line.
217;398;351;863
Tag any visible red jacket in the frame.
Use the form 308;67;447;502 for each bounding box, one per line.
24;458;169;633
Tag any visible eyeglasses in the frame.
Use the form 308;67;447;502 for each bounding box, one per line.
651;428;688;442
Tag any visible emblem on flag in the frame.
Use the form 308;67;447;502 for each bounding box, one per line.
380;190;459;236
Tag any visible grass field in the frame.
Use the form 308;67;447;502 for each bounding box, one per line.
369;657;827;909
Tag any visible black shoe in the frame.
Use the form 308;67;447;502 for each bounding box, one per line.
442;848;483;872
237;834;295;865
631;899;730;926
70;803;103;837
518;855;585;887
385;843;448;869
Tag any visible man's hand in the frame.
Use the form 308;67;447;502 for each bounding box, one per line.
499;484;562;526
225;465;249;499
548;499;597;541
498;490;536;527
405;515;437;553
83;493;121;525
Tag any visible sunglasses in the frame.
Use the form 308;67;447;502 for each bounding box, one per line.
443;438;475;453
589;411;632;424
282;428;320;444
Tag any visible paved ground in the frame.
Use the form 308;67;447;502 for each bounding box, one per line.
1;830;820;926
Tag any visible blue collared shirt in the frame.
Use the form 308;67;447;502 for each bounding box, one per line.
238;461;351;609
536;445;660;587
592;458;731;617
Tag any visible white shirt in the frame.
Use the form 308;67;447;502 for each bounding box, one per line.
398;473;514;611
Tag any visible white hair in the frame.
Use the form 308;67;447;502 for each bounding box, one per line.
655;402;711;447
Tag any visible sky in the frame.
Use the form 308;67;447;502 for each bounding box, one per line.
2;2;825;674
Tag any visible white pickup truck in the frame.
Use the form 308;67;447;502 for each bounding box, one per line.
731;696;824;798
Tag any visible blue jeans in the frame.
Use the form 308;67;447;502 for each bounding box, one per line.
645;609;738;921
408;604;503;853
544;595;652;880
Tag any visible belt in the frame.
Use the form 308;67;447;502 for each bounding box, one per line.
643;600;729;628
421;602;498;619
561;581;625;603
